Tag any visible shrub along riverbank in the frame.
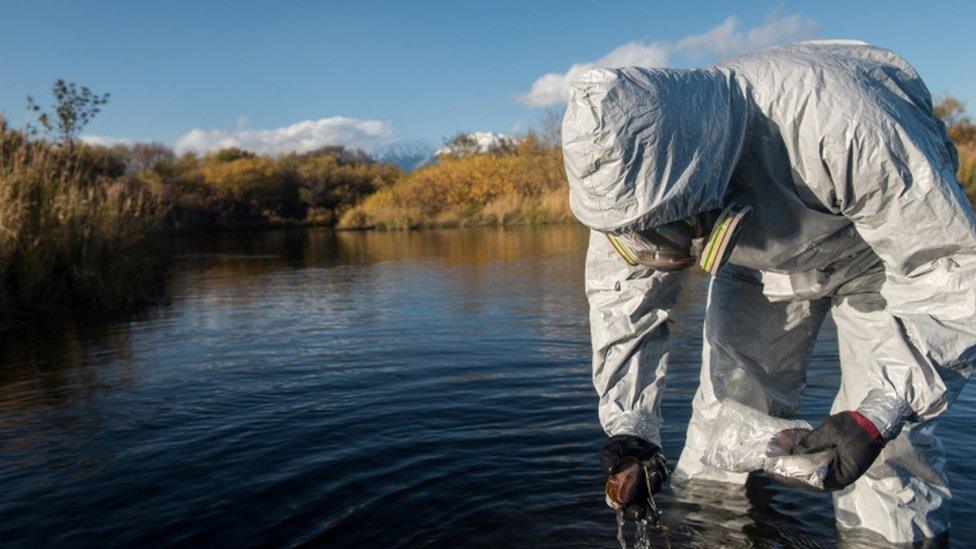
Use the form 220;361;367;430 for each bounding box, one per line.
937;96;976;203
0;119;401;323
338;133;571;229
2;96;975;322
143;146;400;231
0;119;165;321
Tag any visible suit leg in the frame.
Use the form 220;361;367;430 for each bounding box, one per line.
674;264;830;483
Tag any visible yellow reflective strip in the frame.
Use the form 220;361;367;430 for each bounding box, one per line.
606;234;639;266
703;217;731;272
699;215;734;272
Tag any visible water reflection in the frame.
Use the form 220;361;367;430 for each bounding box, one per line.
0;226;971;547
0;321;138;411
170;226;591;267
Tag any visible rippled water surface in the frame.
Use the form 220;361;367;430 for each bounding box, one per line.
1;226;973;547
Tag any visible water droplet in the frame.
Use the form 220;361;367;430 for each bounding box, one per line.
616;509;627;549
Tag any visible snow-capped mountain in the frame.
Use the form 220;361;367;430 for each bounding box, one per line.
434;132;513;157
370;132;515;171
371;139;436;171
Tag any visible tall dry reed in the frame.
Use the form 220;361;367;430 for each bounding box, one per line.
0;119;166;321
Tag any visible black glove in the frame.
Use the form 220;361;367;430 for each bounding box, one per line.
791;410;885;491
601;435;668;519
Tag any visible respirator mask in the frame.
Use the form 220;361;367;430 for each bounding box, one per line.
605;203;752;276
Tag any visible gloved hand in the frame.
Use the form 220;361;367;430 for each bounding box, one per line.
790;410;885;491
601;435;668;519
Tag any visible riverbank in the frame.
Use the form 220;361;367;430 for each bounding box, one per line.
337;133;572;229
2;95;975;322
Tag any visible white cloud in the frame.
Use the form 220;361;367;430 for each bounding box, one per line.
174;116;396;156
517;12;819;107
675;14;819;60
516;42;671;108
81;134;135;147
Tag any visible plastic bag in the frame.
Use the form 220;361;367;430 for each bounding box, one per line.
700;400;829;490
701;400;812;472
764;451;832;491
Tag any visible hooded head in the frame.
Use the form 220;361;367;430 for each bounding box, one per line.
562;67;747;234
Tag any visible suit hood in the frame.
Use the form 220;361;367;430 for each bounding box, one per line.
563;66;748;232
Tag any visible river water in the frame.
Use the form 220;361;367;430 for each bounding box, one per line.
0;226;973;547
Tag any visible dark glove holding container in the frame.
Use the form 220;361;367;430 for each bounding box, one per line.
601;434;669;519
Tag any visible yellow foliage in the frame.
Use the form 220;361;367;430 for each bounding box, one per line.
339;134;572;229
937;96;976;202
201;155;299;215
143;147;401;227
292;153;399;211
957;142;976;203
0;119;165;319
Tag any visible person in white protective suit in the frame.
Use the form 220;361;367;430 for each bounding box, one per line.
563;40;976;544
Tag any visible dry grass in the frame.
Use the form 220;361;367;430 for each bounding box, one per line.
0;119;166;321
338;133;572;229
957;142;976;204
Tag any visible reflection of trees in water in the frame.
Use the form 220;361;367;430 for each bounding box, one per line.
0;320;138;413
165;225;592;311
342;227;592;324
0;226;594;417
0;318;139;475
331;226;589;268
168;225;590;269
165;226;596;380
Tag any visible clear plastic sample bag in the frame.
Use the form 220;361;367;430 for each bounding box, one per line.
700;400;831;491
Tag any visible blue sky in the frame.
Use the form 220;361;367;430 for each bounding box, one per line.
2;1;974;153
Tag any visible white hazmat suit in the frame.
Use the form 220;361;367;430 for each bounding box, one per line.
564;40;976;544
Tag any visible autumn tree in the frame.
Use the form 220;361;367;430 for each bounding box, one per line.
935;95;976;144
112;143;175;173
27;79;110;145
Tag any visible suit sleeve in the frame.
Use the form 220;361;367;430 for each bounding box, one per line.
585;230;687;445
827;105;976;437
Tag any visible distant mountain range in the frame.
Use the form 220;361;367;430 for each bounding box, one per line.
433;132;513;157
371;132;513;171
370;139;436;171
